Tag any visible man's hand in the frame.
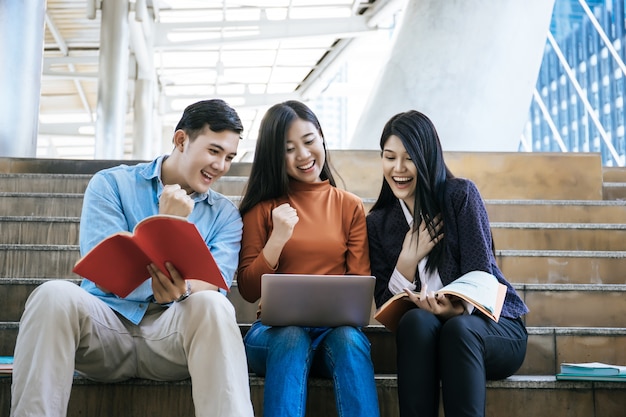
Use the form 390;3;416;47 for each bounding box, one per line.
149;263;219;304
159;184;194;218
148;262;193;304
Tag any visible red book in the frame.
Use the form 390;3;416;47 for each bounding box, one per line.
73;215;228;297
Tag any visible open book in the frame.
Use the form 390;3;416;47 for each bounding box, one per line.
556;362;626;381
374;270;507;332
72;215;228;297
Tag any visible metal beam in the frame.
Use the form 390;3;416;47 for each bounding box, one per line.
532;89;567;152
153;16;375;49
44;12;68;56
578;0;626;78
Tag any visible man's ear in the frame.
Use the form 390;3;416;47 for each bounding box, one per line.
173;130;187;151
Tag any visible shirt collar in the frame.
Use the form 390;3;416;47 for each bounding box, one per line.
398;199;413;227
139;155;213;204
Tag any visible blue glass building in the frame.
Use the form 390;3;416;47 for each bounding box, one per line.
525;0;626;166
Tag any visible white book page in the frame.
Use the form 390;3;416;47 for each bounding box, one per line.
439;271;499;313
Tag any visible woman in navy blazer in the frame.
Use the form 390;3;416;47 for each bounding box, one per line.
367;110;528;417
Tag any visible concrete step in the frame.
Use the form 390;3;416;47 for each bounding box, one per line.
4;192;626;225
602;166;626;182
0;157;252;177
0;192;83;217
2;279;626;375
235;281;626;328
484;199;626;223
0;173;91;193
0;173;249;197
0;216;80;245
5;209;626;255
2;316;625;377
332;151;605;200
602;182;626;200
1;373;622;417
3;245;625;284
0;245;79;278
3;275;626;327
496;249;626;284
0;152;605;200
520;283;626;328
0;351;624;416
491;222;626;251
1;154;621;416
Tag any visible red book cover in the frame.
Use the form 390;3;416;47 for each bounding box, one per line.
73;215;228;297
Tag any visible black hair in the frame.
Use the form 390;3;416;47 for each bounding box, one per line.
370;110;454;272
174;99;243;141
239;100;336;216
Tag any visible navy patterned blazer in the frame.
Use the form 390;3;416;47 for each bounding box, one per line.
366;177;529;320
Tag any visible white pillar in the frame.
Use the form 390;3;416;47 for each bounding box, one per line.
0;0;45;157
130;10;157;160
350;0;556;151
95;0;130;159
132;78;154;159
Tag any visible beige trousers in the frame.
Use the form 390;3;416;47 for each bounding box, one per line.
10;280;254;417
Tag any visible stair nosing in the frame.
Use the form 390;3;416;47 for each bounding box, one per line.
497;249;626;257
491;222;626;229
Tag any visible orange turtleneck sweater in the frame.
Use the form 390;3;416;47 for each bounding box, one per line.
237;179;370;303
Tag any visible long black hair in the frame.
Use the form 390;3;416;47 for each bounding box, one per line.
370;110;454;272
239;100;336;216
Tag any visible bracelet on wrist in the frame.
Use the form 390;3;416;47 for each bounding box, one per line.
176;280;192;302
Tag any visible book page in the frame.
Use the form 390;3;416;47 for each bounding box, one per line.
560;362;626;376
438;271;501;315
374;271;507;330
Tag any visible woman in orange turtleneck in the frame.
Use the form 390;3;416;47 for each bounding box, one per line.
237;100;379;417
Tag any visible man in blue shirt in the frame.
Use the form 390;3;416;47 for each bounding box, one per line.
11;99;254;417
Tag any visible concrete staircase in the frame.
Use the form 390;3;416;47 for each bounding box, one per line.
1;152;626;416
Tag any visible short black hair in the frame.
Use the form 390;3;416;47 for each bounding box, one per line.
174;99;243;140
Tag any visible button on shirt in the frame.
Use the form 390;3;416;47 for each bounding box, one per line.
78;156;243;324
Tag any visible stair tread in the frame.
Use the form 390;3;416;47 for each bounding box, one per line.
2;320;626;334
1;373;624;389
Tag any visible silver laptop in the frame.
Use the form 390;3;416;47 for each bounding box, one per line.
260;274;375;327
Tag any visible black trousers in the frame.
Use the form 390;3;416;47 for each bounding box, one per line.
395;309;528;417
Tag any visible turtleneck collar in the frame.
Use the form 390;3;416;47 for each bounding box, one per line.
288;178;331;192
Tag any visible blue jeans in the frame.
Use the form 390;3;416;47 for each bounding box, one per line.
244;320;380;417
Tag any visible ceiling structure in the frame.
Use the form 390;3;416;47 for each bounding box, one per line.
39;0;405;159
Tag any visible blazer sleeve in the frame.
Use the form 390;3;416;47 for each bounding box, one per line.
367;210;399;308
446;180;494;276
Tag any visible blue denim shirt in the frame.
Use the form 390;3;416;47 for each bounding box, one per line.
78;155;243;324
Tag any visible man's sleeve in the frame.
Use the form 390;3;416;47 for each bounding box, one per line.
205;202;243;290
79;172;129;256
